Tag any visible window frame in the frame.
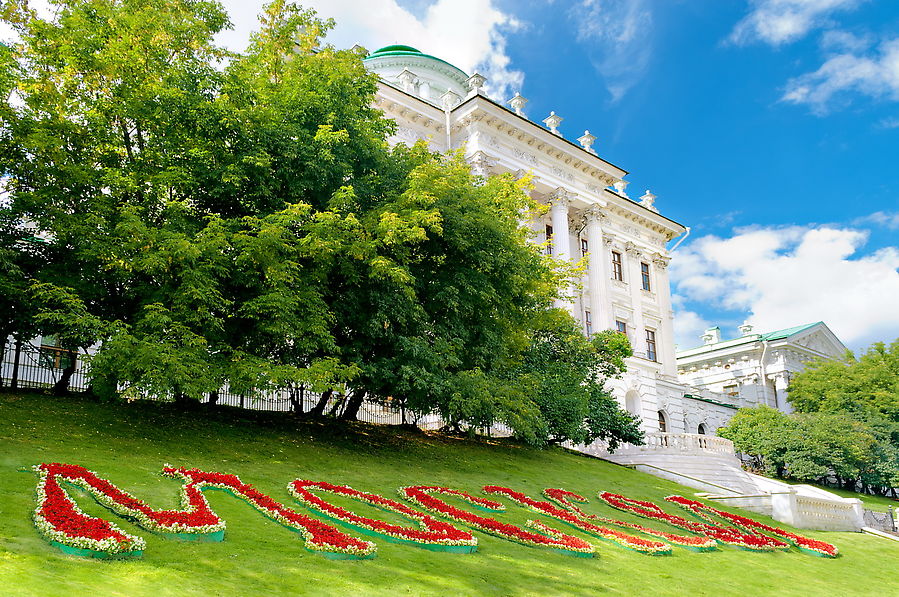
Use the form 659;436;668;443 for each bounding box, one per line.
611;251;623;281
645;329;657;362
640;261;651;291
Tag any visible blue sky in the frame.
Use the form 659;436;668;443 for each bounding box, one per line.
8;1;897;351
217;0;899;351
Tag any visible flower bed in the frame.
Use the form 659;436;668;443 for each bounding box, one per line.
30;461;839;562
288;480;477;553
597;492;788;552
542;488;717;552
664;496;839;558
482;486;672;555
32;463;375;560
399;485;595;557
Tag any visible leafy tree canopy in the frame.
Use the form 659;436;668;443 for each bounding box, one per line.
1;0;641;448
788;339;899;422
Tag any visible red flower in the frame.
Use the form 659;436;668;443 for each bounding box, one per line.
400;486;594;556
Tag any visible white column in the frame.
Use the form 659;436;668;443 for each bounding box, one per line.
653;253;677;375
772;372;791;413
585;206;612;330
550;191;571;261
550;190;574;315
625;242;647;357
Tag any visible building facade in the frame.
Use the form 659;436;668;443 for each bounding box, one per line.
363;45;730;434
676;322;848;414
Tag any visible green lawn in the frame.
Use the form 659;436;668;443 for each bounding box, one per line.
1;392;897;597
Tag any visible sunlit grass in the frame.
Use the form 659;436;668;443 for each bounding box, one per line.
1;391;897;596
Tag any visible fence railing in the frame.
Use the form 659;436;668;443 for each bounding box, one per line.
863;507;897;534
1;337;90;392
2;336;520;438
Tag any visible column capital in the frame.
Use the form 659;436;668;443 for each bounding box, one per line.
625;241;642;256
583;205;607;224
549;187;573;208
651;252;670;269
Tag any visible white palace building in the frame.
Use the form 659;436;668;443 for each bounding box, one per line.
360;45;870;531
362;44;739;436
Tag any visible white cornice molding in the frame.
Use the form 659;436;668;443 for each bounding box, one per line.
450;96;627;179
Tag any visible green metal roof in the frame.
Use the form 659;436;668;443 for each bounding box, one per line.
683;394;739;410
677;322;824;357
364;44;468;79
757;322;821;341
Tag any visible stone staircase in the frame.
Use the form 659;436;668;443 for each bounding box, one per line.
573;432;864;531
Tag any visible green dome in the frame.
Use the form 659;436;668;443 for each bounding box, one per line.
370;44;422;56
363;44;468;79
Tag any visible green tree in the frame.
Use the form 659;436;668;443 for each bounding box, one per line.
508;314;641;447
330;153;562;426
3;0;642;451
788;339;899;421
2;0;397;398
717;406;887;487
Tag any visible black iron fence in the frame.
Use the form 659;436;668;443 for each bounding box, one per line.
1;337;90;392
1;336;512;436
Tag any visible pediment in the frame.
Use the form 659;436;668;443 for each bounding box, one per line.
790;326;847;358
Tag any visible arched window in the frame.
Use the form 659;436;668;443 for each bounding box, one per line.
697;423;707;435
657;411;667;433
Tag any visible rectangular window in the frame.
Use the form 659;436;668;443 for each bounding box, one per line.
616;320;627;335
646;329;657;362
585;311;592;335
545;224;553;256
580;238;589;258
723;384;739;397
611;251;623;281
641;262;651;291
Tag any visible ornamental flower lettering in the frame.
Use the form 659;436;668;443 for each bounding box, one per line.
287;480;477;553
482;486;673;555
598;492;793;552
542;488;717;552
664;496;839;558
399;485;596;557
32;463;375;560
29;462;838;561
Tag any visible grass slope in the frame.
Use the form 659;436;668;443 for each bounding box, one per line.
1;392;897;597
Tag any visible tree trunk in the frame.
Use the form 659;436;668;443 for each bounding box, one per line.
288;384;305;414
327;393;345;417
308;388;333;417
174;390;194;408
340;388;367;421
208;390;220;406
52;347;78;395
0;332;7;389
10;334;22;390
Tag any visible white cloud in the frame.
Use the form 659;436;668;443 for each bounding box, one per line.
216;0;525;101
729;0;863;46
670;225;899;348
672;307;712;350
781;38;899;111
568;0;653;102
853;211;899;229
